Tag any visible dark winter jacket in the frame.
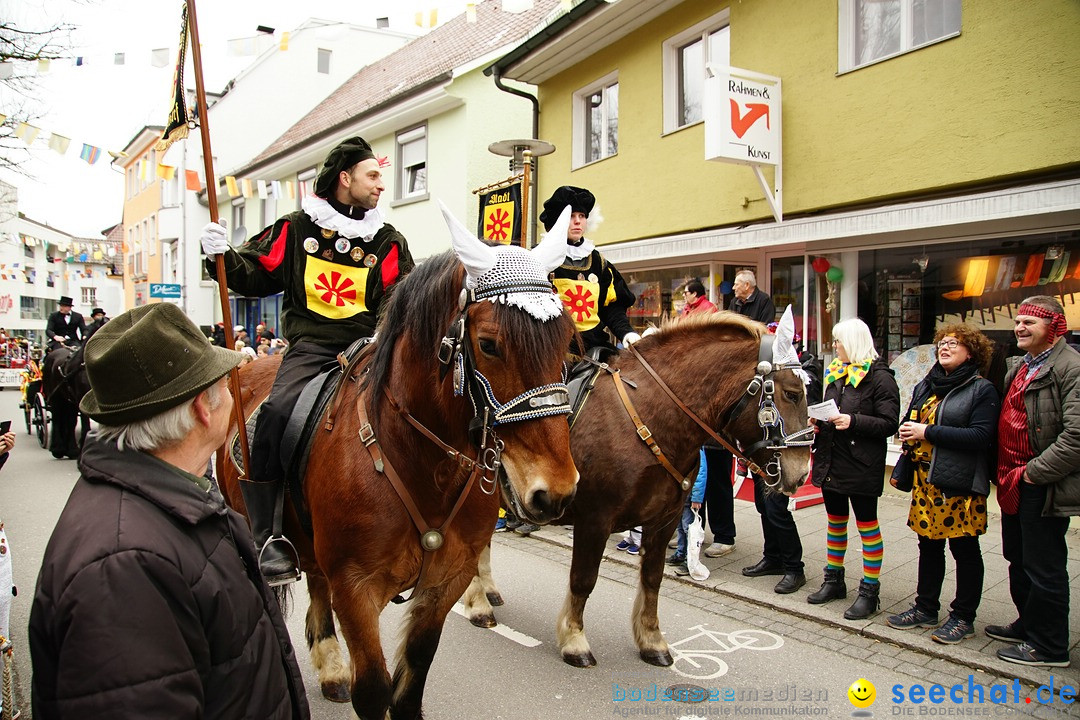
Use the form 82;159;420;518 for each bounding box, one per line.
811;358;901;495
732;289;775;324
1001;340;1080;517
894;370;999;497
45;310;86;347
29;436;309;720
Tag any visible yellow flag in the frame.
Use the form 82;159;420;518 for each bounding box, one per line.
241;178;253;198
414;8;437;27
48;133;71;154
466;3;477;21
225;176;240;198
14;122;40;145
286;181;296;199
279;31;290;51
156;163;176;180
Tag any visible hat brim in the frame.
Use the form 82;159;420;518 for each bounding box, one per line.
81;345;244;425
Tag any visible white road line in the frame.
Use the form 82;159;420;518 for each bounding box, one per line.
451;603;543;648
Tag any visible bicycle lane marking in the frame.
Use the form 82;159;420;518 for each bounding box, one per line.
450;603;543;648
666;624;785;680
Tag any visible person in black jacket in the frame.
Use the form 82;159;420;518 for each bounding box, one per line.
29;303;309;720
84;307;108;340
885;324;998;644
731;270;775;324
44;296;86;350
807;318;900;619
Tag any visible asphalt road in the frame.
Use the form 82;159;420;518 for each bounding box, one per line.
0;388;1056;719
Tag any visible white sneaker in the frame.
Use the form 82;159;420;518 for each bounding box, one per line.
703;542;735;558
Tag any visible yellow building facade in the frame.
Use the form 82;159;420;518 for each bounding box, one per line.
116;128;165;309
495;0;1080;373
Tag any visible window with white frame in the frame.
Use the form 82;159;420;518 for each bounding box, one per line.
81;287;96;306
573;73;619;168
317;48;331;74
396;125;427;200
838;0;961;73
663;11;730;133
148;215;156;256
162;175;180;206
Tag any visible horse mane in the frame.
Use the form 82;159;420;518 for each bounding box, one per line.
365;250;575;398
656;310;764;340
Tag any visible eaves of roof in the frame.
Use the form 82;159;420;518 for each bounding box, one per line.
240;0;560;176
484;0;607;78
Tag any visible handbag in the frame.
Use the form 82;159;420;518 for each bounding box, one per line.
685;509;710;581
891;448;914;492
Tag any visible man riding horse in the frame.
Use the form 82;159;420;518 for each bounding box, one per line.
200;135;413;585
45;296;86;351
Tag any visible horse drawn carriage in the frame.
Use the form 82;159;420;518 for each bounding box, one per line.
19;352;49;448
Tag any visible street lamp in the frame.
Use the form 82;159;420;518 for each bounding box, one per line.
487;138;555;248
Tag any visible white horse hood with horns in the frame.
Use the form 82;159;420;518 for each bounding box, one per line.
439;200;569;322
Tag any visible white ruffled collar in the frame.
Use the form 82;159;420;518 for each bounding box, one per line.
564;236;595;261
302;195;385;240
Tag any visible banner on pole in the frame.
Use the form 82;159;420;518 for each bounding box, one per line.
156;5;191;153
477;183;521;246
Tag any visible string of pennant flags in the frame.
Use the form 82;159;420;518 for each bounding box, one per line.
0;0;577;73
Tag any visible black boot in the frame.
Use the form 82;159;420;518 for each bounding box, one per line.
239;479;300;586
843;580;880;620
807;567;846;605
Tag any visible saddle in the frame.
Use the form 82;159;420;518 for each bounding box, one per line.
230;337;375;535
566;346;619;429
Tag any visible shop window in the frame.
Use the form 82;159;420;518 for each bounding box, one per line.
772;256;826;358
573;73;618;168
856;230;1080;383
623;265;710;332
838;0;961;73
663;11;730;133
396;125;428;201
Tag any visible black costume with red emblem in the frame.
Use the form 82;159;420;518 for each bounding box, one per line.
204;137;413;586
540;185;634;352
551;251;634;352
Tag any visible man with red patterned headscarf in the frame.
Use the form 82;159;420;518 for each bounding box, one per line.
990;294;1078;669
199;136;413;585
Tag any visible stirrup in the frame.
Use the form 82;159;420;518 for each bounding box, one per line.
258;535;302;587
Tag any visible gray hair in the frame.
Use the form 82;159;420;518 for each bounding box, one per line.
93;381;226;452
735;270;757;288
832;318;879;364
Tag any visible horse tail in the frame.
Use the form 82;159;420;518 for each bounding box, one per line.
272;583;293;619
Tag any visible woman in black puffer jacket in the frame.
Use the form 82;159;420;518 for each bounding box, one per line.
885;324;998;645
808;318;900;620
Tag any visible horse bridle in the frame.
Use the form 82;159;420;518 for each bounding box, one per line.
355;282;572;601
622;335;813;489
437;286;572;495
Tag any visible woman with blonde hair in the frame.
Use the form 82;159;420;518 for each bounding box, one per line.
886;324;998;644
807;318;900;619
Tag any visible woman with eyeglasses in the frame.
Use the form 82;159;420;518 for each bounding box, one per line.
885;324;999;645
808;318;900;620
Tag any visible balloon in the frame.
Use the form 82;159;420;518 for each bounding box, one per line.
826;266;844;283
719;281;734;295
811;257;830;274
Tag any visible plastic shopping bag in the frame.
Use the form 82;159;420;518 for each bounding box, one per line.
686;509;710;581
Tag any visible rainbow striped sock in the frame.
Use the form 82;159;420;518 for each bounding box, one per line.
857;519;883;583
825;513;848;569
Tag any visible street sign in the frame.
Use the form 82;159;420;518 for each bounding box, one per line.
150;283;182;299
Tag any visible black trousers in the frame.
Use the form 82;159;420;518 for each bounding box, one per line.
914;534;984;623
754;475;803;572
250;341;344;487
703;447;736;545
1000;483;1071;659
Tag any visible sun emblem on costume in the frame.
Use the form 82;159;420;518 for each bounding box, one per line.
562;284;595;322
485;208;511;242
314;270;358;307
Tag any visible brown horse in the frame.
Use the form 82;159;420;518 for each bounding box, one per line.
217;207;580;720
463;310;813;668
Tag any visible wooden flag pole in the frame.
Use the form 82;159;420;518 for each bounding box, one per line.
185;0;252;477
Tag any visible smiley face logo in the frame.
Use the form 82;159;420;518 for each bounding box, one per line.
848;678;876;708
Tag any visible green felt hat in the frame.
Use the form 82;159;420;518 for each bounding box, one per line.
80;303;243;425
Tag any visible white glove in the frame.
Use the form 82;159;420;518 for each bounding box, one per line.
200;220;229;255
623;332;642;345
